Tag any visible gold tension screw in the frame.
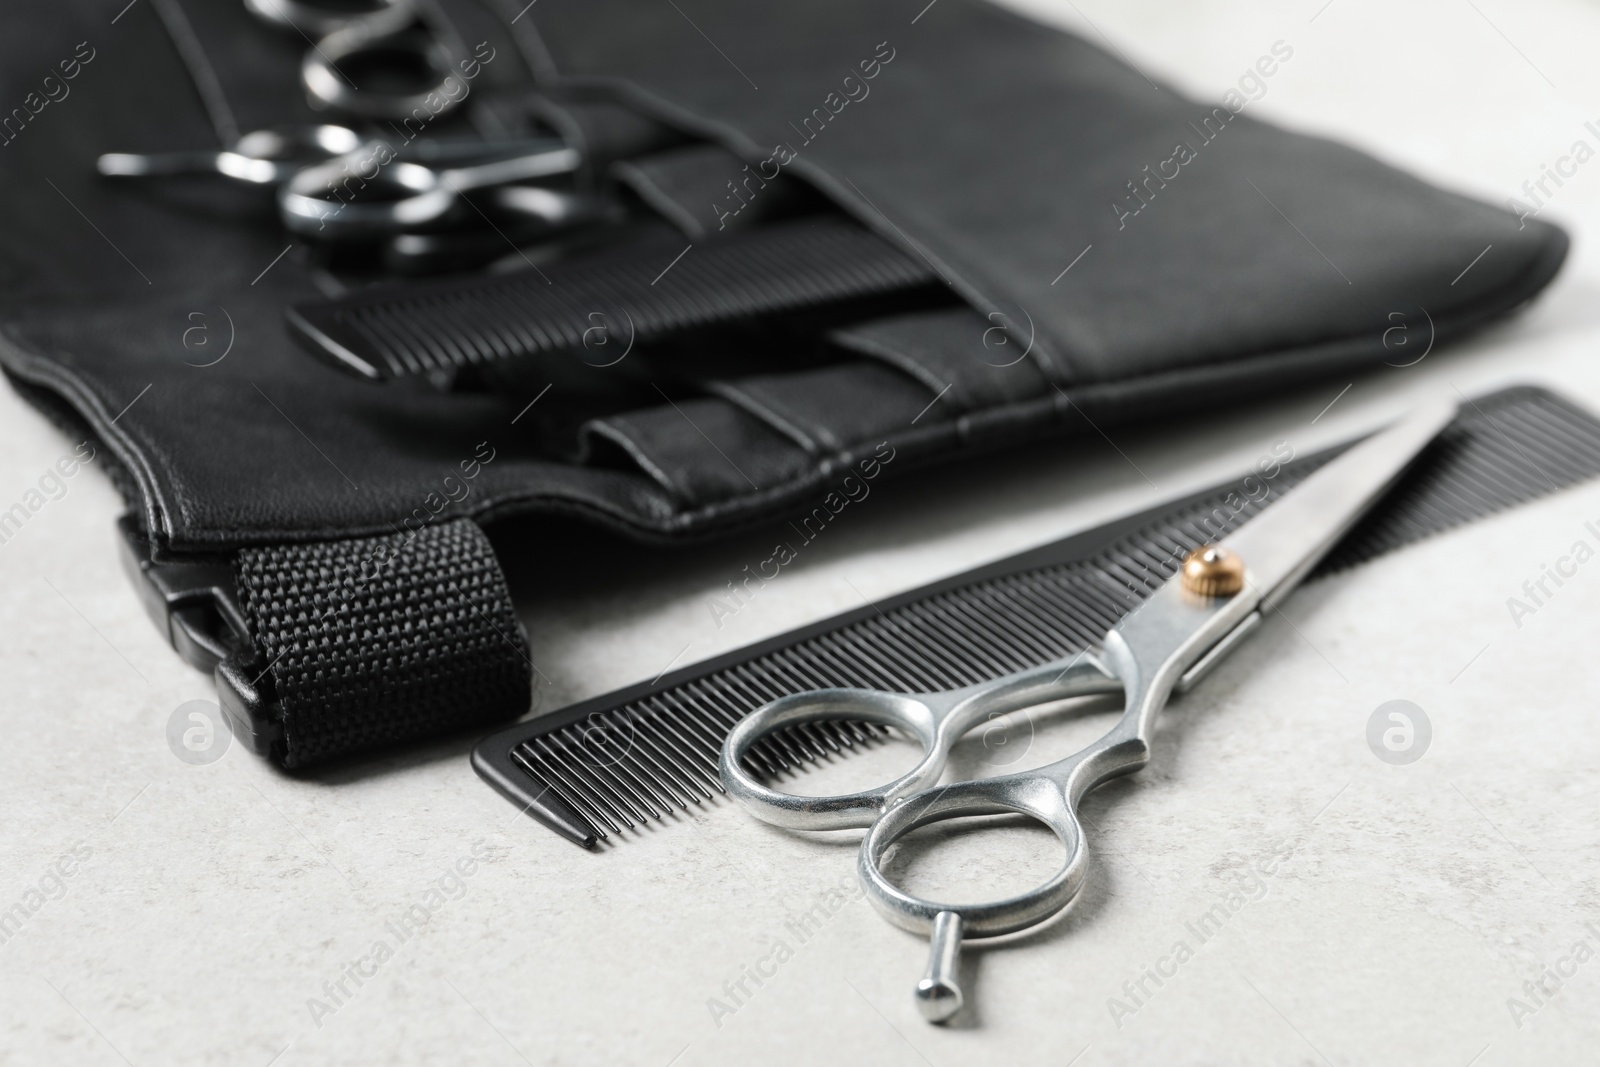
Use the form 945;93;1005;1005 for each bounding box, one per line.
1180;545;1245;597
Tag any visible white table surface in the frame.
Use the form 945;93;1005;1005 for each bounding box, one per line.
7;1;1600;1063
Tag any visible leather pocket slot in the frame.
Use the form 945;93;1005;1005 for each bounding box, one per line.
828;307;1051;413
707;360;939;455
581;394;812;507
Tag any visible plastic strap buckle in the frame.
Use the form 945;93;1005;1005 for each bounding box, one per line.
116;515;283;757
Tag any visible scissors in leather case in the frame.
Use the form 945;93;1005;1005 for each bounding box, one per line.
99;127;588;246
720;399;1457;1023
95;1;598;264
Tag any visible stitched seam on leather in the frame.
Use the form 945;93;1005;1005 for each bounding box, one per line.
579;418;692;505
827;329;959;407
706;380;829;454
610;158;709;240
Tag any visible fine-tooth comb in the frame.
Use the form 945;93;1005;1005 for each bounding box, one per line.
285;218;938;380
473;386;1600;847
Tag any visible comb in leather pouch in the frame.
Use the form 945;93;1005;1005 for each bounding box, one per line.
0;0;1568;763
286;217;943;380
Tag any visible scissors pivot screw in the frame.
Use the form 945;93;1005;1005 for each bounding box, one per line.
1180;545;1245;597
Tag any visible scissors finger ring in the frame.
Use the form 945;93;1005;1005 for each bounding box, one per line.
302;27;466;122
278;140;581;238
720;656;1122;831
244;0;414;38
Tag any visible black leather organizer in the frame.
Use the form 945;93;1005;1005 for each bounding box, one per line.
0;0;1567;768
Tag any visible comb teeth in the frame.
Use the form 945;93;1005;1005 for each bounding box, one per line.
509;708;894;837
284;219;938;380
474;386;1600;846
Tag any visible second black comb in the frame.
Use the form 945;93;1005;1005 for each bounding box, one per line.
285;218;938;380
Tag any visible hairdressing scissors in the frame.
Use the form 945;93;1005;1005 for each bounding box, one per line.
237;0;589;232
720;399;1457;1023
96;0;599;269
99;124;590;250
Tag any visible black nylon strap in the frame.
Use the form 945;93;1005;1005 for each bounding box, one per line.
234;518;531;768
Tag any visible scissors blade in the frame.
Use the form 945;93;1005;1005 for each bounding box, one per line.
1223;397;1457;607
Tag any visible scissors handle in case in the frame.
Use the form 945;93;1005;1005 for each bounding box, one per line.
277;139;581;238
720;398;1460;1023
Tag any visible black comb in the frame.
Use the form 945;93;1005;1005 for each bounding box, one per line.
474;386;1600;847
285;218;938;380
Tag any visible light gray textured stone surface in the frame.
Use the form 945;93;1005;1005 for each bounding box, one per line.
5;1;1600;1063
